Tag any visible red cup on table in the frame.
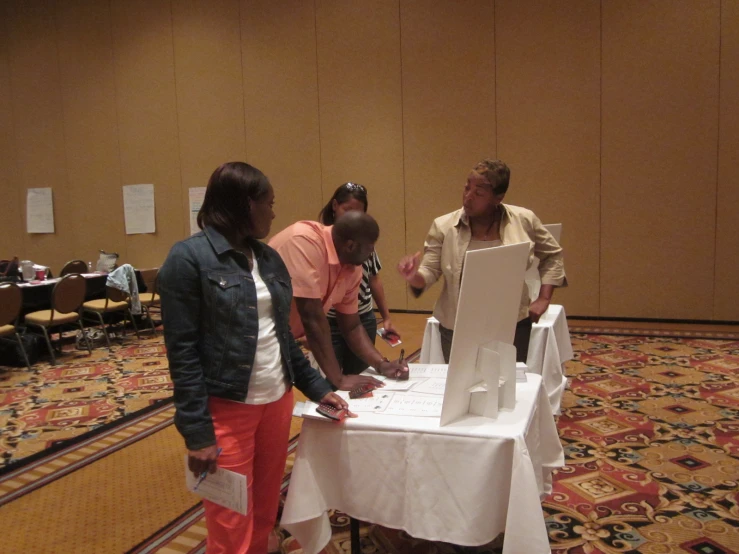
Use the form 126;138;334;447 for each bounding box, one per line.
35;268;46;280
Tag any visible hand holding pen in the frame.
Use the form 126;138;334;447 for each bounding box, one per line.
398;349;410;379
188;444;222;482
377;352;409;381
192;447;222;490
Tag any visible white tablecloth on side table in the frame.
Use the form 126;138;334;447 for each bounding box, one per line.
419;316;444;364
526;304;573;414
419;305;573;414
281;374;564;554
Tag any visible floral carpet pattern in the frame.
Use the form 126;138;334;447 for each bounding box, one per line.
0;334;172;470
124;331;739;554
545;333;739;554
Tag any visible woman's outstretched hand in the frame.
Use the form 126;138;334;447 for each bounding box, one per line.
397;252;421;282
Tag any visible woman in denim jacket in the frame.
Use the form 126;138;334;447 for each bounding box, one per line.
159;162;350;554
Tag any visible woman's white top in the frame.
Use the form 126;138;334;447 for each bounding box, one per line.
244;255;289;404
467;239;503;251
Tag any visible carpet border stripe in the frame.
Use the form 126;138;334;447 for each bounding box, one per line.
568;325;739;340
0;396;174;476
126;503;205;554
0;402;175;506
568;321;739;340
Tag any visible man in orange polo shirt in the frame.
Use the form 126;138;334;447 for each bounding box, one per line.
269;211;407;391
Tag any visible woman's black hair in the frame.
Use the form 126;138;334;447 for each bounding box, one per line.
197;162;271;243
318;182;368;225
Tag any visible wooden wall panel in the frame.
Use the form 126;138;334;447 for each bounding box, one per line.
495;0;601;316
601;1;720;319
0;5;24;260
315;0;406;308
6;1;72;272
172;0;246;204
715;0;739;321
400;0;496;311
111;0;183;268
3;2;737;321
56;0;126;268
240;0;323;236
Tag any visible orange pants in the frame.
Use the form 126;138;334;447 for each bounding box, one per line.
203;390;294;554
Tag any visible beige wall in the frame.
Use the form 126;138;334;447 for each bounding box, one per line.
1;0;737;321
601;1;720;320
496;0;601;317
716;0;739;321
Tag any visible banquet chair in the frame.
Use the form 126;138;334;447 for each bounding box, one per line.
0;283;31;369
138;269;160;335
59;260;88;277
1;257;20;279
82;286;140;349
24;274;92;365
59;259;88;276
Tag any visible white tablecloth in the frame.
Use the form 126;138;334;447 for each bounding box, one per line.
526;305;573;415
419;305;573;414
281;374;564;554
419;315;444;364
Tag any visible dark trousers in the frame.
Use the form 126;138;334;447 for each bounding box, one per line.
328;311;378;375
439;317;533;364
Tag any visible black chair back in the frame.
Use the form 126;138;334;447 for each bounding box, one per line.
0;257;20;279
60;260;88;276
52;274;87;314
107;286;129;303
0;283;22;326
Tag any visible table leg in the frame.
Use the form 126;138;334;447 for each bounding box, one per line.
350;517;360;554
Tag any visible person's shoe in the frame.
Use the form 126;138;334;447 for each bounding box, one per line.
267;530;281;553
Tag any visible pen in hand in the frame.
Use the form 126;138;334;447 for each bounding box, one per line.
193;447;222;491
396;348;410;380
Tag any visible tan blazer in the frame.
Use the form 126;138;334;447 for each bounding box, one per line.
414;205;567;328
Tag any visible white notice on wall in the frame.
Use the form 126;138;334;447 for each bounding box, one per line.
123;184;156;234
189;187;206;235
26;188;55;233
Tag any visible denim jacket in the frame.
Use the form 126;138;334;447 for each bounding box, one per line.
106;264;141;314
159;226;333;450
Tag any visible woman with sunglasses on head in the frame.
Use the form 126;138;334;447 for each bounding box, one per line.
318;182;400;375
159;162;351;554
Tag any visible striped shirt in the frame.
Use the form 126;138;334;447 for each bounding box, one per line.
328;251;382;317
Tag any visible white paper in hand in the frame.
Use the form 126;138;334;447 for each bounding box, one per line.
185;456;248;515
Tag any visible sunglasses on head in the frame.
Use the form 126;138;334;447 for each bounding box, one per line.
343;182;367;194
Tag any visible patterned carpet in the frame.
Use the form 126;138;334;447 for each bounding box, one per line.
2;326;737;553
0;331;172;471
0;402;175;508
545;333;739;554
124;331;739;554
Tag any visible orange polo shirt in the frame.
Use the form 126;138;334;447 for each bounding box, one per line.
268;221;362;339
